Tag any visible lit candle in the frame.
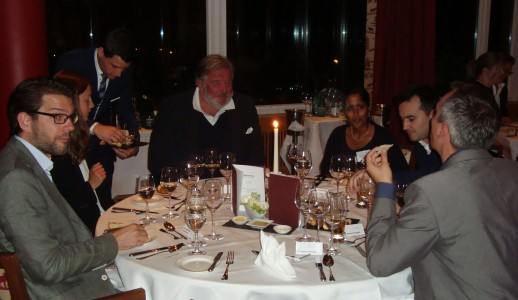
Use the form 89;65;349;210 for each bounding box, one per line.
273;120;279;173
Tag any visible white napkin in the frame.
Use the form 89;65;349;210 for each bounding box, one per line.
255;231;297;278
288;121;305;132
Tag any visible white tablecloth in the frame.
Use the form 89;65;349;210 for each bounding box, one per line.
97;183;413;300
495;125;518;160
281;116;346;177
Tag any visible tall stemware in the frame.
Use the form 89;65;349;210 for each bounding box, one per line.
184;191;207;255
286;143;302;175
202;179;224;240
294;179;316;242
294;149;312;182
308;188;329;242
137;174;156;225
329;154;347;193
205;148;220;178
179;161;200;200
160;167;179;219
359;176;376;224
219;152;236;202
324;192;347;255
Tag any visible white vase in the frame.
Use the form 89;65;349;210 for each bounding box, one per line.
244;205;266;220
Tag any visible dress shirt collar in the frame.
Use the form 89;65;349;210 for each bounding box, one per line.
94;48;109;89
15;135;54;181
418;140;432;155
193;87;235;126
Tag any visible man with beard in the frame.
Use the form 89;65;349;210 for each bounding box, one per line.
149;54;264;179
0;78;147;299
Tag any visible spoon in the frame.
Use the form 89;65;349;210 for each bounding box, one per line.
163;221;187;239
323;255;336;281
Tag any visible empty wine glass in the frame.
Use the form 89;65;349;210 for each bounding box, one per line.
329;154;350;193
137;174;156;225
294;149;312;182
160;167;179;219
294;179;316;242
286;143;302;175
205;148;220;178
189;154;205;179
184;191;207;255
308;189;329;242
202;179;224;240
219;152;236;202
179;161;200;200
324;192;348;255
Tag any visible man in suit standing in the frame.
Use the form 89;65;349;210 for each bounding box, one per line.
148;54;264;179
56;28;139;209
363;87;518;299
0;78;148;299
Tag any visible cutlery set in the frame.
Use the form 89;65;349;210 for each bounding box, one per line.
111;207;159;214
129;243;185;260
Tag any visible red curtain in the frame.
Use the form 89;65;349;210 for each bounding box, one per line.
372;0;436;144
0;0;48;149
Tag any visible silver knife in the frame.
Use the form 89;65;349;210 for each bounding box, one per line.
207;252;224;272
129;243;179;257
135;243;185;260
315;256;326;282
112;207;159;214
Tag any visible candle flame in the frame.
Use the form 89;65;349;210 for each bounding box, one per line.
273;120;279;128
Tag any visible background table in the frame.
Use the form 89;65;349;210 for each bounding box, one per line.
97;183;413;300
495;125;518;160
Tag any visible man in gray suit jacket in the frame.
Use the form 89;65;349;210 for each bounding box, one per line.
362;88;518;299
0;78;148;299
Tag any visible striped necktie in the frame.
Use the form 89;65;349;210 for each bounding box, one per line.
98;75;107;99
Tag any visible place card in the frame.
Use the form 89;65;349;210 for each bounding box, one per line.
268;173;300;228
295;241;324;255
180;225;195;240
345;223;365;238
232;164;265;216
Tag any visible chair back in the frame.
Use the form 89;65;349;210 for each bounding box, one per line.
0;252;30;300
96;288;146;300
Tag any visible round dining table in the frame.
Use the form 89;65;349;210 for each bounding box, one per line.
96;181;413;300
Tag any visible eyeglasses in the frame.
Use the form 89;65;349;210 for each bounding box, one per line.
29;111;79;124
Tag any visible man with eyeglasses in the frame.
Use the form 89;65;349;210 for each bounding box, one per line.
0;78;148;299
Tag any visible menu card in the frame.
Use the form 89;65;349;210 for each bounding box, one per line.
268;173;300;228
232;164;265;216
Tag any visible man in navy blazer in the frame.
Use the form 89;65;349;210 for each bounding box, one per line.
56;29;139;209
148;54;264;180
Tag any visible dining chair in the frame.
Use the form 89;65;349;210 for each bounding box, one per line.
96;288;146;300
0;252;30;300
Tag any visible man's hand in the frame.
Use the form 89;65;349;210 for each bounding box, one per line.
111;224;148;250
347;169;369;195
93;124;125;144
114;147;138;159
365;147;393;184
88;163;106;189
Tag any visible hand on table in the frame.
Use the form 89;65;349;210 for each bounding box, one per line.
93;124;125;144
114;147;138;159
88;162;106;189
111;224;149;250
347;170;369;195
365;148;393;184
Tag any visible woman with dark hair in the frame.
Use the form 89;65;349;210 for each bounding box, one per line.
320;87;408;176
52;70;107;234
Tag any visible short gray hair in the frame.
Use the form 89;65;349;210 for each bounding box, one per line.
195;54;234;82
438;95;499;149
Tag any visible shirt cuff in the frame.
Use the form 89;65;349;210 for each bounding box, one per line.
90;122;99;135
375;182;396;200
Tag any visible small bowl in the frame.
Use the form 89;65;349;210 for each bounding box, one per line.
244;206;267;220
273;225;292;234
232;216;248;225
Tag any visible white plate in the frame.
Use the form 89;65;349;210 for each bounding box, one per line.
131;195;165;207
175;255;215;272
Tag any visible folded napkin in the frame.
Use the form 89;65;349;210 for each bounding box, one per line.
255;231;297;278
288;121;305;132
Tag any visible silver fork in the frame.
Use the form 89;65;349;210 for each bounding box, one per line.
221;251;234;280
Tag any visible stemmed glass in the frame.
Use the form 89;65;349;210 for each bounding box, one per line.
137;174;156;225
202;179;224;240
308;189;329;242
184;190;207;255
329;154;347;193
395;182;408;208
160;167;179;219
179;161;200;200
302;92;313;116
219;152;236;202
286;143;302;175
358;176;376;222
189;154;205;180
324;192;348;255
294;149;312;182
294;179;316;242
205;148;220;178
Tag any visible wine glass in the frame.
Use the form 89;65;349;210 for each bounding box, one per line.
358;176;376;222
329;154;347;193
294;179;316;242
179;161;200;200
324;192;348;255
302;92;313;116
202;179;224;240
395;182;408;208
137;174;156;225
308;188;329;242
160;167;179;219
205;148;220;178
189;154;205;180
219;152;236;202
294;149;312;182
184;191;207;255
286;143;302;175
